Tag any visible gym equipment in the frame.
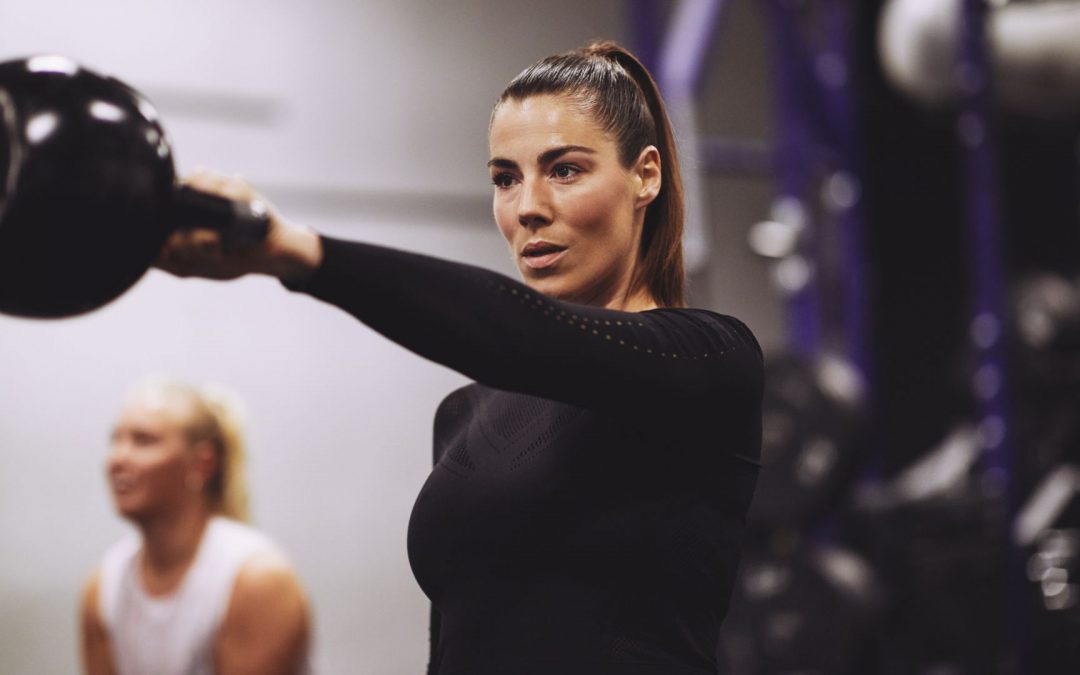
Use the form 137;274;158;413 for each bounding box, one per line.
1010;272;1080;393
716;540;883;674
852;423;1011;674
0;55;267;319
747;352;867;532
880;0;1080;117
1004;273;1080;494
1012;463;1080;674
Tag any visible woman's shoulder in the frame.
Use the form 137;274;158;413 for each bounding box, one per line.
434;382;488;425
645;307;763;360
206;516;281;559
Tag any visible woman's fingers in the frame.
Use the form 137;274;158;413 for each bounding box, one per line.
183;168;264;208
157;168;321;281
157;228;229;278
157;169;276;279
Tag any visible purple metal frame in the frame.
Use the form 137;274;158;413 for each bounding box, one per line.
633;0;871;376
763;0;870;381
656;0;729;98
630;0;729;100
823;0;870;382
627;0;663;75
958;0;1020;668
959;0;1012;502
763;0;824;357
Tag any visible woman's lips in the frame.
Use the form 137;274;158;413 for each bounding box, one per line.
110;476;136;495
521;242;567;270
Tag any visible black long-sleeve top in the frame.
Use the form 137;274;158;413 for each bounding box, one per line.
291;236;763;675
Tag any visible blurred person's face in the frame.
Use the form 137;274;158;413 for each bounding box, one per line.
488;94;660;310
106;390;207;522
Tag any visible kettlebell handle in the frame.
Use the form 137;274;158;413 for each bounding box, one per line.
171;186;270;247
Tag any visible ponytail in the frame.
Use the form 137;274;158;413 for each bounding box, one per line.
497;40;687;307
195;384;251;523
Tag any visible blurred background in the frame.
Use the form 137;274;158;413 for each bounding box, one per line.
1;0;1078;673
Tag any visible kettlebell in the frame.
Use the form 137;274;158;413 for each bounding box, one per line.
0;55;267;319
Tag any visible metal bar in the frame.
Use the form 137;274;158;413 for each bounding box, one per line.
764;0;823;356
959;0;1012;506
957;0;1019;670
657;0;729;97
821;0;872;387
627;0;664;75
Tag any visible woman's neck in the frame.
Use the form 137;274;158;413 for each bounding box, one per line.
615;293;659;312
137;502;211;593
604;283;659;312
602;253;659;312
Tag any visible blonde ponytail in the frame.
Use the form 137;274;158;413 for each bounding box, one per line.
195;384;252;523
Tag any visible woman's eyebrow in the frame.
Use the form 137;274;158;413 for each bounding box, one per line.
538;145;596;165
487;145;597;169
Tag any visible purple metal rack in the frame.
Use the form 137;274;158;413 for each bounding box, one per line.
763;0;870;376
958;0;1012;505
763;0;825;357
958;0;1020;670
634;0;871;380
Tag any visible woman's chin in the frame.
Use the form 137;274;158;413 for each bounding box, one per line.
114;502;146;521
519;268;600;305
529;280;574;302
112;493;156;521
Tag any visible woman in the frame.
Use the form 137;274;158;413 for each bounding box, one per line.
161;41;762;675
80;379;312;675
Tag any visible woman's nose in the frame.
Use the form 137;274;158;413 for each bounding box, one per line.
106;439;130;469
517;177;553;228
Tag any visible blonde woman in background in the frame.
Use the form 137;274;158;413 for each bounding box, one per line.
79;379;312;675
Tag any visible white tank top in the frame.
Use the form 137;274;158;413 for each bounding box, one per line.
97;516;296;675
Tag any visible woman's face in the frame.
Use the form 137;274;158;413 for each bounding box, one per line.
106;390;208;522
488;94;660;309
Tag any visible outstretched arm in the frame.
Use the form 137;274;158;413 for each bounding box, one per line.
289;236;763;416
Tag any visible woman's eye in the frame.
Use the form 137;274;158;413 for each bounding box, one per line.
131;431;161;447
552;164;580;180
492;173;516;189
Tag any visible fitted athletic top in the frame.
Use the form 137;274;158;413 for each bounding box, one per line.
291;237;763;675
97;517;294;675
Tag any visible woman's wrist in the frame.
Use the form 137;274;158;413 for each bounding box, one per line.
268;223;323;284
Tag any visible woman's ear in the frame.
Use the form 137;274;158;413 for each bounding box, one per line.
188;440;219;492
633;145;662;209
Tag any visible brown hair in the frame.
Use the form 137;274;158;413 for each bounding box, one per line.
496;40;687;307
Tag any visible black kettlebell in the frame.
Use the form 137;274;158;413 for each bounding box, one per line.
0;55;267;319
